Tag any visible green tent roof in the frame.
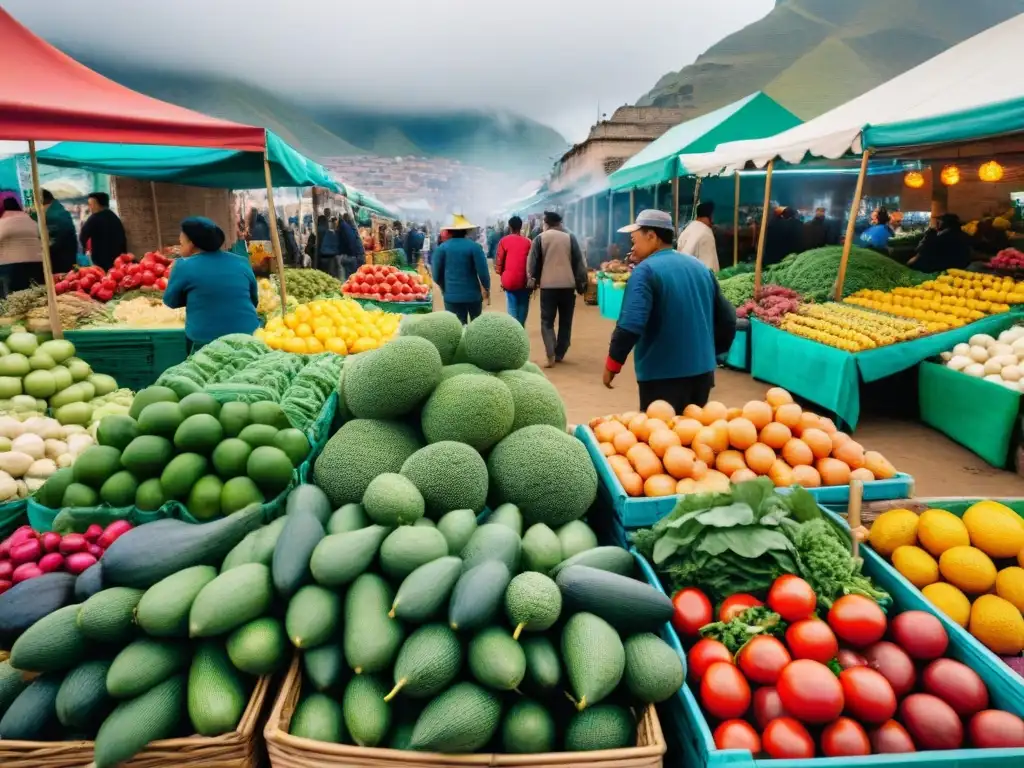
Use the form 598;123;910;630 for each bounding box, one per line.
37;131;340;191
607;92;801;191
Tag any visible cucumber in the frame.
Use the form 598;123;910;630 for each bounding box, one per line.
549;546;635;578
468;627;526;691
0;659;31;714
326;503;369;534
303;643;345;692
0;674;62;740
0;571;76;639
561;613;625;711
624;632;685;703
77;587;144;644
521;523;562;573
556;520;598;560
565;705;634;751
436;508;477;554
504;572;562;639
342;674;391;747
271;507;325;599
221;515;288;572
409;682;501;753
461;523;521;573
189;563;273;637
487;503;523;535
286;585;341;649
101;505;263;588
188;642;248;736
379;526;449;582
522;635;562;692
309;525;389;588
74;562;106;601
227;617;287;675
285;483;332;524
390;556;462;623
136;565;217;637
556;565;673;633
344;574;404;675
502;699;556;753
449;560;511;632
290;692;346;742
107;638;191;699
56;659;114;730
93;674;185;768
9;603;88;673
387;624;462;702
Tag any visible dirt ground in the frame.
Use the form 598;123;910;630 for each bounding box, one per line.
451;284;1024;499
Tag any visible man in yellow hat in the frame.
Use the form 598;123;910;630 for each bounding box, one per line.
432;214;490;323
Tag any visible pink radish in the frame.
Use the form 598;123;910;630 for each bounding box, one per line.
38;553;64;573
10;539;41;566
0;539;10;559
41;532;62;553
97;520;133;549
7;526;36;546
12;563;43;583
86;544;103;559
83;524;104;542
59;534;87;555
0;560;11;580
65;552;97;575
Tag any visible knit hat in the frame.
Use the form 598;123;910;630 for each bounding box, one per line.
181;216;225;252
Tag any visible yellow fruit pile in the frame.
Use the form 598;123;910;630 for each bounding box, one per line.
779;304;926;352
869;501;1024;654
254;297;400;356
256;277;298;317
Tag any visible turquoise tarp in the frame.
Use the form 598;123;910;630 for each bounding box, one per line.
608;93;801;192
864;94;1024;153
37;131;340;191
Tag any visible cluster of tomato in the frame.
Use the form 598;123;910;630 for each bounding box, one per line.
340;264;431;303
54;252;171;302
672;576;1024;758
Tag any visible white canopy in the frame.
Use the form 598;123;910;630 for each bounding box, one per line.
686;13;1024;174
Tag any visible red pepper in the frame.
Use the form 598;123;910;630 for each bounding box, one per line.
54;280;70;294
127;263;142;276
155;277;168;290
141;270;157;286
152;264;166;277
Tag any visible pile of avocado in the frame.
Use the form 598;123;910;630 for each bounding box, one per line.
36;386;311;519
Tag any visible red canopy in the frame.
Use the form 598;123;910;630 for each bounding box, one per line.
0;8;266;151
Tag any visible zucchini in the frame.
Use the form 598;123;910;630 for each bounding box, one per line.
77;587;145;644
74;562;105;601
107;638;191;699
391;556;462;623
555;565;673;633
310;525;390;588
101;505;264;588
461;523;521;573
449;560;511;632
189;563;273;637
188;642;248;736
271;507;325;599
0;660;31;716
222;515;288;572
9;603;89;673
0;571;76;640
285;483;332;524
136;565;218;637
549;546;635;578
56;659;114;730
93;674;185;768
0;674;62;740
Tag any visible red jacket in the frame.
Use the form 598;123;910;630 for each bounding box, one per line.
495;234;531;291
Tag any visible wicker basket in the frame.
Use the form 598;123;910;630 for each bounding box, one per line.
0;674;270;768
265;657;666;768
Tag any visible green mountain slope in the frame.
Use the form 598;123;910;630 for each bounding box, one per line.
638;0;1024;119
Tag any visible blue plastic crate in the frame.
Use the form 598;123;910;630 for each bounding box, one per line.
634;507;1024;768
599;277;626;321
576;425;915;529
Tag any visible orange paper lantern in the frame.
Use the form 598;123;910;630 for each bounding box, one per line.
903;171;925;189
940;165;961;186
979;160;1004;182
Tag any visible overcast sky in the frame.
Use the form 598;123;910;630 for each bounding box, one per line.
7;0;774;141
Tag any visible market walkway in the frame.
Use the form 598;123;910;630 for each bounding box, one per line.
433;280;1024;498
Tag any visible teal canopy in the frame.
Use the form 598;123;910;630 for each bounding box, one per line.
864;95;1024;153
37;131;341;191
345;187;398;219
608;93;801;191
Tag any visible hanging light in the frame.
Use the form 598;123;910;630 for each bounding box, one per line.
940;165;961;186
979;160;1005;182
903;171;925;189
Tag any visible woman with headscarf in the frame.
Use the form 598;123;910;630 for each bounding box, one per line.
163;217;260;352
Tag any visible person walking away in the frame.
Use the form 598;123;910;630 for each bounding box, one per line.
337;213;365;279
78;192;126;270
432;214;489;323
404;225;425;266
246;208;270;241
908;213;971;273
495;216;532;326
163;217;260;354
314;215;340;276
527;211;587;367
677;201;719;272
603;210;737;412
0;197;44;293
277;217;300;266
39;189;78;274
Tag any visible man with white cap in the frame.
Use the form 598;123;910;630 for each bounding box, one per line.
604;209;736;411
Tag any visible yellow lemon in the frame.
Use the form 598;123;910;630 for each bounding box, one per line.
266;316;284;331
969;594;1024;655
917;508;970;557
294;304;311;323
939;546;997;594
284;337;307;354
304;337;324;354
891;545;939;589
253;328;266;341
963;501;1024;559
868;509;919;557
921;582;972;627
351;337;378;353
265;334;284;351
325;337;348;355
995;566;1024;613
283;313;299;330
295;323;313;338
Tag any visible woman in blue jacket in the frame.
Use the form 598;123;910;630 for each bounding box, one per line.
432;214;490;323
164;217;260;352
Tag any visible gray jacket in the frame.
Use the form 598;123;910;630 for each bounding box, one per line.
527;225;587;292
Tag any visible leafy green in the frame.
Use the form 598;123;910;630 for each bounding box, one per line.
699;607;787;654
793;519;891;611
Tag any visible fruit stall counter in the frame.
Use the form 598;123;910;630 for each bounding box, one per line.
63;329;188;393
722;324;751;372
750;313;1023;430
352;298;433;315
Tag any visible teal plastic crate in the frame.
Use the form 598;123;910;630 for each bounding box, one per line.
65;328;188;392
599;277;626;321
722;327;751;372
635;506;1024;768
0;499;27;538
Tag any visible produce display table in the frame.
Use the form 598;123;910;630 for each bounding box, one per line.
352;298;432;315
919;361;1022;468
750;313;1021;429
598;277;625;321
64;328;187;392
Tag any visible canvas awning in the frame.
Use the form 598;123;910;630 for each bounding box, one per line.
36;131;340;191
695;13;1024;172
607;93;800;191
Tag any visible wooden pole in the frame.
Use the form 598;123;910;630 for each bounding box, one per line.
592;195;597;243
834;150;871;301
28;141;63;339
672;176;680;229
629;188;635;222
263;151;289;311
753;159;774;300
692;178;703;221
607;192;613;245
652;185;659;210
149;182;162;251
733;171;741;266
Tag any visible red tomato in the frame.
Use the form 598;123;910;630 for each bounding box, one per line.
700;662;751;720
713;720;761;752
922;658;989;717
719;594;763;622
688;639;733;682
761;718;815;759
889;611;949;660
752;686;789;729
969;710;1024;748
861;641;916;697
737;636;791;685
900;694;963;750
671;588;713;638
767;575;816;621
839;666;896;724
822;717;871;757
785;619;838;664
827;595;886;648
869;720;917;754
776;659;844;724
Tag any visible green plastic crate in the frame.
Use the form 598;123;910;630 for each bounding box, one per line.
65;329;188;392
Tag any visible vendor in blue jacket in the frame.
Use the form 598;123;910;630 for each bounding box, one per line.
431;214;490;324
163;217;261;352
604;210;736;412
